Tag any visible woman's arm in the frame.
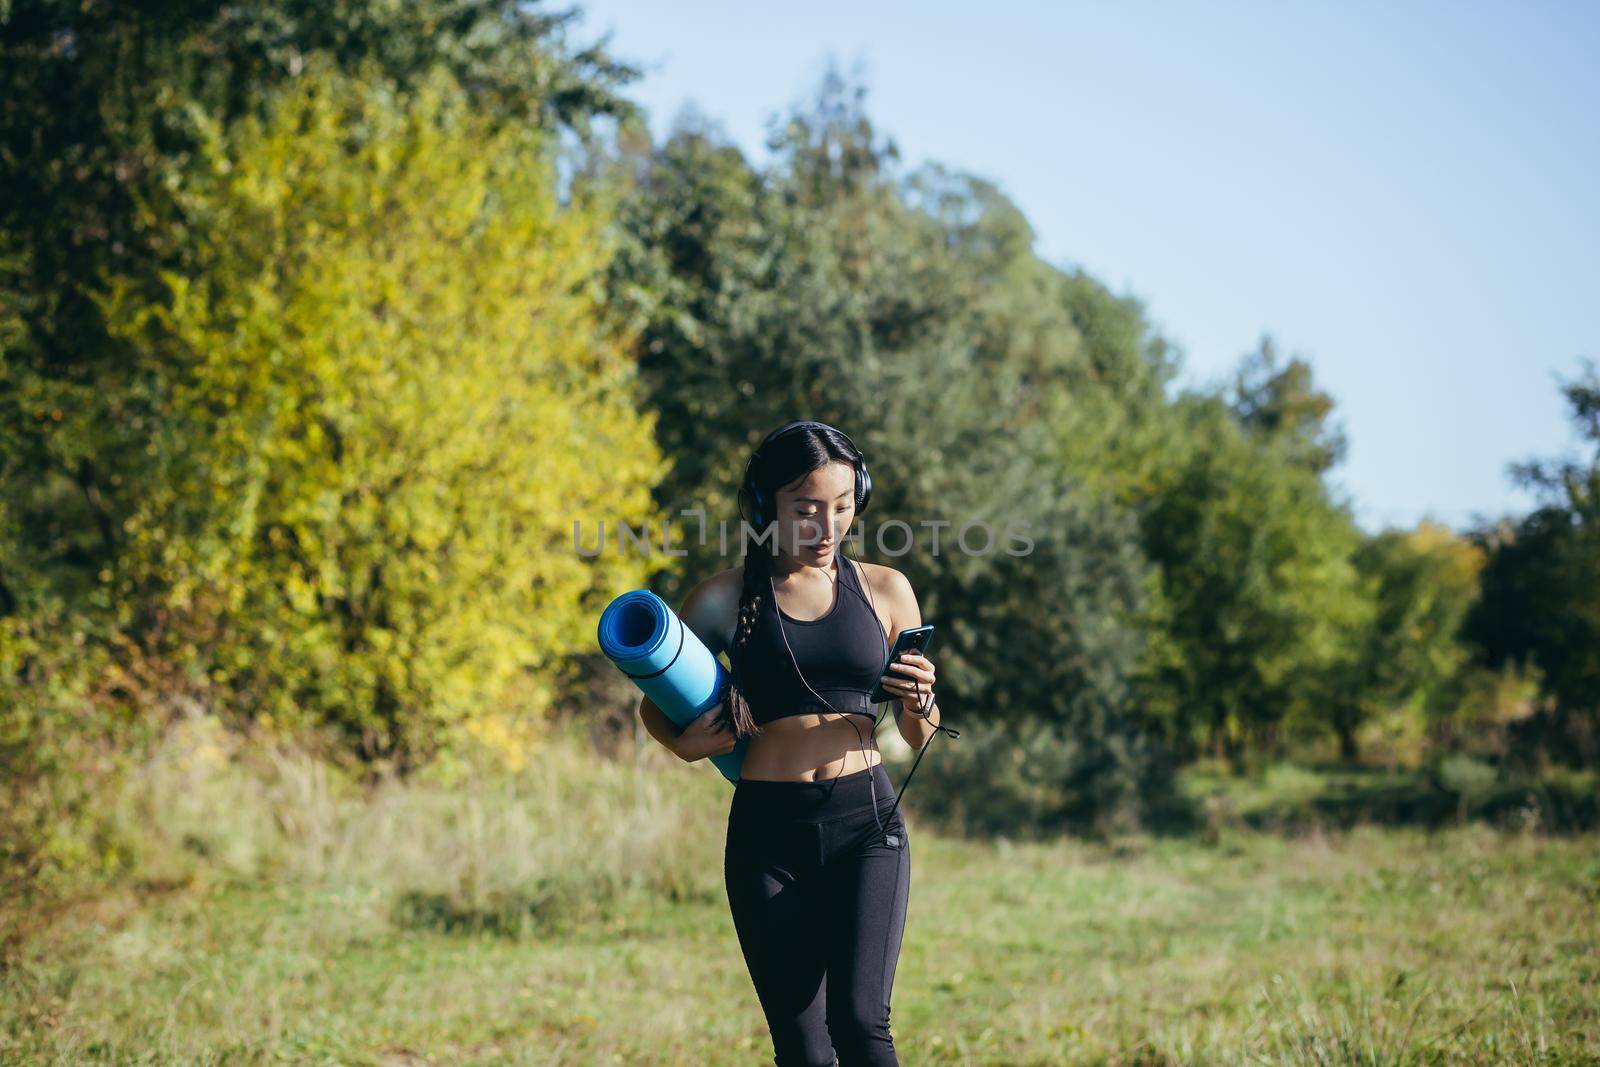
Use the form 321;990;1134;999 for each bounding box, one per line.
878;568;943;749
894;666;941;749
637;572;737;762
896;687;942;749
637;694;686;758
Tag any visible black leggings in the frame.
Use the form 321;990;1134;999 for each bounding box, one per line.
724;762;911;1067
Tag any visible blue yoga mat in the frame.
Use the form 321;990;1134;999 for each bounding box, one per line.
597;590;745;783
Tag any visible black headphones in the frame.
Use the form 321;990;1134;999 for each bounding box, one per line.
738;419;872;529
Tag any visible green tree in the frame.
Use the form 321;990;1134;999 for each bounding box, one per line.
1465;358;1600;767
1135;392;1371;767
0;0;640;645
1228;333;1348;475
98;64;664;765
1317;521;1484;762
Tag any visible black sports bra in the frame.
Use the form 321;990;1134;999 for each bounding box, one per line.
733;555;889;725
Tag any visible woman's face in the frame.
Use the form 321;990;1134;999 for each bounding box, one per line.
773;460;858;565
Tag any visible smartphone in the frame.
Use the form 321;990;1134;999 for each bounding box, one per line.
868;624;935;705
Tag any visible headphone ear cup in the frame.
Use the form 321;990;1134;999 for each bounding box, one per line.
751;486;768;529
857;464;872;516
739;479;768;529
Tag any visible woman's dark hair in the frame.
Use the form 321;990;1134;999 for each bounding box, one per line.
722;424;865;740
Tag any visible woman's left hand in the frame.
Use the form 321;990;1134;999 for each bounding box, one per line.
884;650;937;714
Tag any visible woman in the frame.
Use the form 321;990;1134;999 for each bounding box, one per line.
635;420;948;1067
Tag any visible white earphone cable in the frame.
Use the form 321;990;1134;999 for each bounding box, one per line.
769;544;952;848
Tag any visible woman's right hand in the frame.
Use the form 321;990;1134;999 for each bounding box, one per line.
672;706;738;762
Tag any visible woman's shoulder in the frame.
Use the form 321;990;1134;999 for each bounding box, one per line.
679;566;744;655
850;557;913;602
698;564;746;603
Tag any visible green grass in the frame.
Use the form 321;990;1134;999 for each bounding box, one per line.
1180;755;1598;835
2;721;1597;1064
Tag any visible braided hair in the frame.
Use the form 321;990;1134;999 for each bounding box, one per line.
722;424;866;740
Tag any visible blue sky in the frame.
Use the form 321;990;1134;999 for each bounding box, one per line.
574;0;1598;536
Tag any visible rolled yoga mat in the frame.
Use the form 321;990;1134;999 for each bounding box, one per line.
597;590;746;783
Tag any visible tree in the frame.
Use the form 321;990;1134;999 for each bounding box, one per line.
1465;358;1600;766
0;0;641;643
1321;522;1484;762
96;64;663;765
1228;333;1348;476
1135;393;1371;767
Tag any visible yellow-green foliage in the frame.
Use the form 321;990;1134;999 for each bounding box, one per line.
1349;521;1492;767
102;64;667;764
1399;520;1487;688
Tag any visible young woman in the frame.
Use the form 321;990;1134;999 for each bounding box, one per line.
634;420;948;1067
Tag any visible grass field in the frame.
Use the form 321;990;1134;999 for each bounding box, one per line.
3;723;1597;1064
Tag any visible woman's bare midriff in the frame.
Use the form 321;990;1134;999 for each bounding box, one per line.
738;711;884;782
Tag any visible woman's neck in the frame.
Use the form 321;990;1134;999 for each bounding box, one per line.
770;553;837;580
